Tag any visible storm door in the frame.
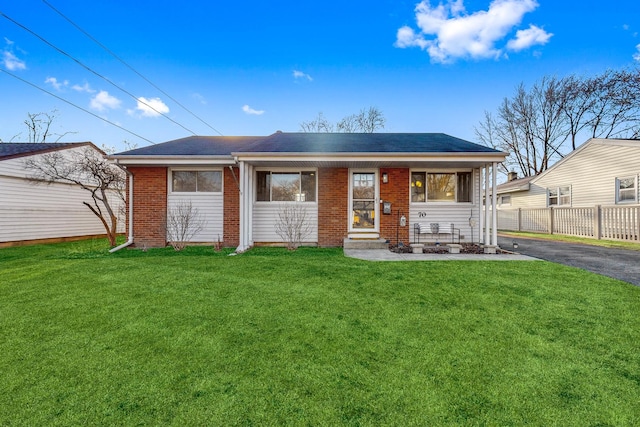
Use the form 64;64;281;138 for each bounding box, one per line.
349;171;379;235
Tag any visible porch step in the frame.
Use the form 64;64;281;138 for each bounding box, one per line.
343;238;389;250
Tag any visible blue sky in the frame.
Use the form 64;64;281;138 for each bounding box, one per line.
1;0;639;151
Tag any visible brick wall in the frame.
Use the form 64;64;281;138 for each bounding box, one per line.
129;167;167;248
379;168;410;245
318;168;349;247
223;167;240;247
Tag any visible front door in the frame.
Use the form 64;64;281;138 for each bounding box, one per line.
349;170;379;237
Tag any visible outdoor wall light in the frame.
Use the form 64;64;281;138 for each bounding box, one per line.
382;172;389;183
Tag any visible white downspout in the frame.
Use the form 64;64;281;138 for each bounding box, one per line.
109;162;134;253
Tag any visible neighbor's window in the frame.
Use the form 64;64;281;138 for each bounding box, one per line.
172;170;222;192
548;186;571;206
412;171;471;202
616;177;637;203
499;195;511;206
256;171;316;202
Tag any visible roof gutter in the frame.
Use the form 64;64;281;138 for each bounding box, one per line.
109;161;134;253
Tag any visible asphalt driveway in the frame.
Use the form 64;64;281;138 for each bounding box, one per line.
497;235;640;287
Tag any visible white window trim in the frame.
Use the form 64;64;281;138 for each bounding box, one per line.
255;168;318;204
616;175;638;204
547;185;571;207
410;169;473;204
168;167;224;194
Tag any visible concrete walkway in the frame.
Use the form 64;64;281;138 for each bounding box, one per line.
344;236;640;288
497;235;640;287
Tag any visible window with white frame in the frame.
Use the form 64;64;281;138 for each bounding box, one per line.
547;186;571;206
256;170;316;202
616;176;637;203
499;195;512;206
411;171;472;203
171;170;222;193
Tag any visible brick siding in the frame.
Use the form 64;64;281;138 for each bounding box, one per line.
379;168;410;245
317;168;349;247
223;166;240;247
129;167;167;248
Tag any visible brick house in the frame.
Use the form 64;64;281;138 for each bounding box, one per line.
110;132;506;251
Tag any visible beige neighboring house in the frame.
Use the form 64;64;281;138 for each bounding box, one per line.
0;142;124;247
497;138;640;209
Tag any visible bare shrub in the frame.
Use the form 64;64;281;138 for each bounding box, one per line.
164;201;206;251
274;204;313;250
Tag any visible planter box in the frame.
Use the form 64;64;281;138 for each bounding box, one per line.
447;244;462;254
411;244;424;254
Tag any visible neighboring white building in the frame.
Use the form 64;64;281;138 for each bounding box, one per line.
497;138;640;209
0;142;124;246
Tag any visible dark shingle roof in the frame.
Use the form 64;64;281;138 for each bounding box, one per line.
0;142;92;160
115;136;264;156
242;132;499;153
115;132;501;156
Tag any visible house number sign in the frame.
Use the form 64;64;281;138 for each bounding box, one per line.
417;212;427;218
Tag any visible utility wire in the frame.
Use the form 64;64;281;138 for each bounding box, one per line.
0;11;198;136
42;0;224;136
0;68;156;145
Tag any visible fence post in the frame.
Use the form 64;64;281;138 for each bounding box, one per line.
594;205;601;240
517;208;522;232
548;206;554;234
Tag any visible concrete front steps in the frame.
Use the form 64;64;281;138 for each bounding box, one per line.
343;238;389;250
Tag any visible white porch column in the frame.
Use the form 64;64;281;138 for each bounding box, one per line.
492;162;498;246
237;161;253;252
477;167;483;244
484;163;491;245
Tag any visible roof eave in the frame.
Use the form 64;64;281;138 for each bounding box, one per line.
108;155;235;166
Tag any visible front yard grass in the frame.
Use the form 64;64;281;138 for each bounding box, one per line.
1;240;639;425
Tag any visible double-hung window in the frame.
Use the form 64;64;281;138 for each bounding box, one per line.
257;171;316;202
548;186;571;206
616;176;637;203
411;171;471;203
171;170;222;193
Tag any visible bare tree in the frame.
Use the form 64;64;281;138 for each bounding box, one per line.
23;110;76;142
300;106;385;133
164;201;206;251
274;204;313;250
24;146;125;247
476;67;640;178
299;112;335;132
356;106;386;133
476;78;566;178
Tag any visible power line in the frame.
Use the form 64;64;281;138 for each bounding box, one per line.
0;68;156;145
0;11;198;136
42;0;224;136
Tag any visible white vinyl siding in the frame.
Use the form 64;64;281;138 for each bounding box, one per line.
0;147;125;244
252;203;318;243
167;169;224;243
409;169;481;243
500;139;640;209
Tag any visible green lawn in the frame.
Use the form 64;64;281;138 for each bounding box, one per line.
1;240;639;426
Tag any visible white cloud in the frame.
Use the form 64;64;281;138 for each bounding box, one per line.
634;44;640;62
44;77;68;91
395;0;551;62
507;24;552;51
72;82;95;93
192;92;207;105
90;90;122;111
133;97;170;117
242;105;265;115
293;70;313;81
2;50;26;71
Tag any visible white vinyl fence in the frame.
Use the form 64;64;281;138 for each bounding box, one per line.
498;205;640;242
